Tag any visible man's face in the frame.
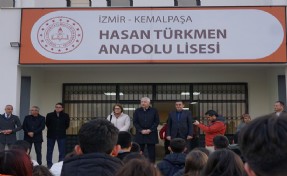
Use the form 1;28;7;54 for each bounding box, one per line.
274;102;283;112
30;107;39;116
206;115;216;122
141;100;150;109
55;104;63;113
175;102;184;111
5;105;13;115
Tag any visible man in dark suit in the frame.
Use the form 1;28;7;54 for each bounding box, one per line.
46;102;70;168
23;106;45;165
273;101;287;117
133;97;159;163
0;105;22;151
166;100;193;150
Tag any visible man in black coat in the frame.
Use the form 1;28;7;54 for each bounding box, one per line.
273;101;287;117
61;119;123;176
23;106;45;165
0;105;22;151
46;103;70;168
166;100;193;151
133;97;159;163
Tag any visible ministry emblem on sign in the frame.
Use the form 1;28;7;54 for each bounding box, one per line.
37;17;83;54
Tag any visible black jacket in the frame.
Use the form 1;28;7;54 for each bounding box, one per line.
157;153;186;176
46;111;70;139
23;114;45;142
61;153;124;176
133;107;159;144
117;151;131;160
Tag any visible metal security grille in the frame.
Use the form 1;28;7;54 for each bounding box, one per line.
192;83;248;134
63;83;247;150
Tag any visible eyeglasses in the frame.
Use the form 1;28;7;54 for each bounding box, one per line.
55;106;63;108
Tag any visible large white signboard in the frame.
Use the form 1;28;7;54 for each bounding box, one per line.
20;7;286;64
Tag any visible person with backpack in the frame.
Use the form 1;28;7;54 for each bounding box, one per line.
157;138;186;176
107;104;130;131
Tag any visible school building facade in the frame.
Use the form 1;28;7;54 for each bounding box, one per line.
0;0;286;163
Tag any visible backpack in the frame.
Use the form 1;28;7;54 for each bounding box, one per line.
163;159;185;176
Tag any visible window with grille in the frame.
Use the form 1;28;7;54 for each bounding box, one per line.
63;83;247;135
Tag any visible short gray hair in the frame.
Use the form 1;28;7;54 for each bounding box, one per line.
31;106;40;111
141;97;150;103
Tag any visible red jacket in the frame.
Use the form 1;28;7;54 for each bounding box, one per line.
198;121;226;146
159;124;168;140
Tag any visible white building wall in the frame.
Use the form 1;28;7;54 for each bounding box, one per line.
0;9;21;115
266;67;287;111
22;65;283;119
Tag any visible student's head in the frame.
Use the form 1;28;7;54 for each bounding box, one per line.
202;149;245;176
0;149;33;176
54;102;64;113
228;144;244;163
184;150;208;176
274;101;284;113
213;135;229;150
113;104;123;114
115;159;161;176
33;165;53;176
10;140;31;154
175;100;185;112
130;142;141;153
239;114;287;176
205;110;218;122
192;147;210;156
75;119;120;155
122;153;146;164
169;138;186;153
117;131;132;150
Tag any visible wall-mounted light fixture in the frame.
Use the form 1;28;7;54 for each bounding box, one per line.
10;42;20;47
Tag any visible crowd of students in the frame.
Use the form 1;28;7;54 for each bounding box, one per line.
1;110;287;176
0;100;286;176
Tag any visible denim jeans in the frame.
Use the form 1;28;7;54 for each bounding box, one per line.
46;137;66;168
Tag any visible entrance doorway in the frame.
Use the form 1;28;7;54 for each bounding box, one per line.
63;83;248;152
